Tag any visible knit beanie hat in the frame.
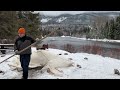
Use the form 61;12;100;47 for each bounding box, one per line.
18;28;26;34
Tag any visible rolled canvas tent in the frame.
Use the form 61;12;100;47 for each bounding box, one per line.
8;48;74;75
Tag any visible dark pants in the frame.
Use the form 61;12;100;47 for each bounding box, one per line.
20;54;31;79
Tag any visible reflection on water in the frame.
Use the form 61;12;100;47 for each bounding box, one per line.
41;37;120;59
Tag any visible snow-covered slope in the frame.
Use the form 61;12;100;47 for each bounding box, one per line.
0;47;120;79
41;18;52;23
41;12;120;25
56;17;67;23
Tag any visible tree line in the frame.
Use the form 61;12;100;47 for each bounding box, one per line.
1;11;120;44
0;11;41;43
101;16;120;39
42;15;120;40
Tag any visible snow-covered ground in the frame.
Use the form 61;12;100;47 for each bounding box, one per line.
0;47;120;79
61;36;120;43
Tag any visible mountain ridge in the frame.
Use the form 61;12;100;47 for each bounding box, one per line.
40;12;120;25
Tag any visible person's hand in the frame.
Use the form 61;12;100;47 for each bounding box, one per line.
35;38;39;44
36;38;39;41
35;38;43;44
15;50;20;55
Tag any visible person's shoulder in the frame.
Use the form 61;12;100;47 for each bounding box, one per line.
26;35;34;40
26;35;32;39
15;36;20;41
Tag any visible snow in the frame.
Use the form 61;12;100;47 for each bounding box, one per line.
56;17;67;23
41;18;51;23
0;46;120;79
109;14;118;19
62;36;120;43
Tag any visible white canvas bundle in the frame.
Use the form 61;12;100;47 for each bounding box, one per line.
8;49;74;76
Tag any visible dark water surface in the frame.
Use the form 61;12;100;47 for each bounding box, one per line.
41;37;120;59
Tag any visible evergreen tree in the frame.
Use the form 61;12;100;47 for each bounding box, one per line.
102;16;120;40
0;11;41;42
0;11;18;39
17;11;41;39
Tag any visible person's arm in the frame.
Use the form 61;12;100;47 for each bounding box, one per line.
14;39;20;55
14;40;18;51
14;38;19;51
31;37;36;44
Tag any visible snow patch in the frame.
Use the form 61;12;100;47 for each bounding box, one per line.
41;18;52;23
56;17;67;23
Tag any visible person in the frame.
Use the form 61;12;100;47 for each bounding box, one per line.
14;27;36;79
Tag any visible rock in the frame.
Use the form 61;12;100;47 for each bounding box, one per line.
0;71;2;73
84;57;88;60
114;69;120;75
64;53;68;55
58;54;62;55
68;58;73;60
0;70;5;74
77;64;82;68
1;54;6;57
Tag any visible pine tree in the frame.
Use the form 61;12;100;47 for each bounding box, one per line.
0;11;18;39
17;11;41;39
0;11;41;42
102;16;120;40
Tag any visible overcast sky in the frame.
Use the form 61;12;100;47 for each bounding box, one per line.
34;11;120;16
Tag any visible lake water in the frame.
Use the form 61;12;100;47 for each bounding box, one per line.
41;37;120;59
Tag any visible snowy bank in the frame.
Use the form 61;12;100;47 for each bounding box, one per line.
0;47;120;79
